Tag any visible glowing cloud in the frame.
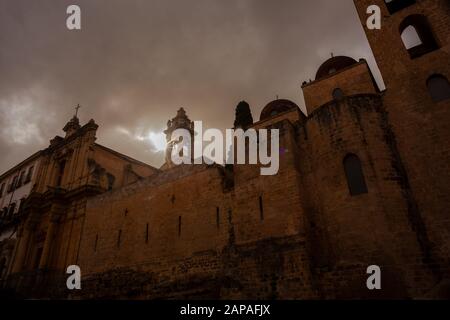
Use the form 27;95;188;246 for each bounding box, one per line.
148;132;166;152
115;126;166;153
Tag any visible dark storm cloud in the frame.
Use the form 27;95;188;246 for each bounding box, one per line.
0;0;383;172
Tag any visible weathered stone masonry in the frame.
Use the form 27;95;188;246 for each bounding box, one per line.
1;0;449;299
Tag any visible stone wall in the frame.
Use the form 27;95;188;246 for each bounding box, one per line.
75;120;318;298
354;0;450;285
69;95;444;299
297;94;437;298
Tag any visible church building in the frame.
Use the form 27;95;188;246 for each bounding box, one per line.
0;0;449;299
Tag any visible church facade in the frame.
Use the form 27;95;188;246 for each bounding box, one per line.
0;0;449;299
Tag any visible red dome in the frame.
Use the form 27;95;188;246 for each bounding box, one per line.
260;99;299;120
315;56;358;80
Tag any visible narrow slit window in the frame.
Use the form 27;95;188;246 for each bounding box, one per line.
117;229;122;248
259;196;264;220
178;216;182;237
94;234;98;252
216;207;220;229
145;223;149;244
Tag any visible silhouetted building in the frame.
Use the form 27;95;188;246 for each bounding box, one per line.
0;0;449;299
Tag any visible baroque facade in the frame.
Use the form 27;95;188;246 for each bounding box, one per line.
0;152;40;281
1;0;449;299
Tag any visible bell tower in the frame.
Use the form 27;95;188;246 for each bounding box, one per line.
62;115;81;138
353;0;450;276
353;0;449;89
163;108;194;169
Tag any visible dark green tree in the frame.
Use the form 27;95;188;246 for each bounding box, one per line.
233;101;253;129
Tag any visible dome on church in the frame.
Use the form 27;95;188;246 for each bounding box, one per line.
315;56;358;80
260;99;299;121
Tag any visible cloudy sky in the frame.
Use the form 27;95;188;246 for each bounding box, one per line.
0;0;383;172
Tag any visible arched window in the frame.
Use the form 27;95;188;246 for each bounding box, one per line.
343;154;368;196
400;15;438;58
332;88;345;100
384;0;416;15
401;25;422;49
427;75;450;103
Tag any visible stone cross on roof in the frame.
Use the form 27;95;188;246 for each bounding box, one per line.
75;104;81;117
